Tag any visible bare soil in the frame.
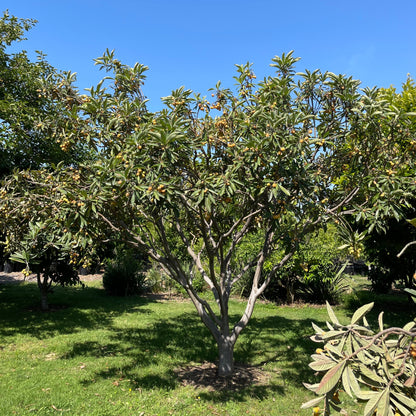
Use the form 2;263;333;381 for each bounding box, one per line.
174;361;270;391
0;271;103;285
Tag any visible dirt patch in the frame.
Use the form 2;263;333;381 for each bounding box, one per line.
79;273;103;283
144;292;189;302
0;272;37;285
174;362;270;391
0;271;103;285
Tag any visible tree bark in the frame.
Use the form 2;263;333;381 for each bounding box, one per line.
37;272;49;311
217;336;235;377
40;288;49;311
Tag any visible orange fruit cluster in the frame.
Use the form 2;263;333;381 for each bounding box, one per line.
410;342;416;359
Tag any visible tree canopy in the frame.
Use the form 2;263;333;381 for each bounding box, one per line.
1;16;415;374
0;10;92;177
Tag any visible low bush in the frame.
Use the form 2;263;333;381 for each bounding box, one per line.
145;263;207;295
234;257;347;305
232;225;349;304
298;260;347;304
103;250;146;296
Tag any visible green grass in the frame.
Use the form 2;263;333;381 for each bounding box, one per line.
0;279;413;415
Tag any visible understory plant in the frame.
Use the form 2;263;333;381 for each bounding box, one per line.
103;249;146;296
233;225;348;304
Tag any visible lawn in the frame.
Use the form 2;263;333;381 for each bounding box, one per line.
0;279;412;415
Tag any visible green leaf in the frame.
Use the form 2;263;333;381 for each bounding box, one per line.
403;321;415;332
326;301;340;325
321;330;345;341
9;251;27;263
378;311;384;332
302;382;320;393
391;391;416;410
375;389;390;416
358;363;385;384
363;389;388;416
323;343;343;358
316;360;346;395
312;322;325;335
309;358;337;372
390;396;413;416
300;396;324;409
342;365;361;397
406;218;416;227
341;365;353;398
350;302;374;325
278;184;290;196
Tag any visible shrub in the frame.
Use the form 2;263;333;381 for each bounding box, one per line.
103;250;145;296
363;217;416;293
233;225;349;304
264;260;302;304
367;265;395;294
234;256;347;305
144;264;167;293
298;260;347;304
144;263;206;295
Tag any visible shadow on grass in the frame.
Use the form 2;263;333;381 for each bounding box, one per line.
65;309;323;400
342;289;416;327
1;282;325;401
0;282;154;339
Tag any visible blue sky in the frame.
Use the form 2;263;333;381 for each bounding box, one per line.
6;0;416;112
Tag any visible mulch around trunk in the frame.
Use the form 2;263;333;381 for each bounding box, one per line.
174;361;270;391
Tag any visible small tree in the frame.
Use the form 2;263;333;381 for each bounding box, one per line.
0;168;99;310
0;12;101;309
2;47;415;375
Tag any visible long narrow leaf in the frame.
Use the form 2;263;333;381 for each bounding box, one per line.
342;366;360;398
309;358;338;372
316;360;346;395
350;302;374;325
363;391;384;416
301;396;325;409
326;301;340;325
378;311;384;332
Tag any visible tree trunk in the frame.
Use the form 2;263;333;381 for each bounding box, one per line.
286;279;295;304
40;288;49;311
217;336;235;377
37;272;49;311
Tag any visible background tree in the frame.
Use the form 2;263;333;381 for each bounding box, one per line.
233;224;349;304
0;11;98;308
0;168;98;310
2;49;415;375
359;76;416;293
0;11;92;177
364;215;416;293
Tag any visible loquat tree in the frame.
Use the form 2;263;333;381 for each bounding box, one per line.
0;11;97;309
0;10;92;177
2;47;415;374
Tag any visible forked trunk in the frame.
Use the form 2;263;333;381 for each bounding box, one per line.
217;336;235;377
